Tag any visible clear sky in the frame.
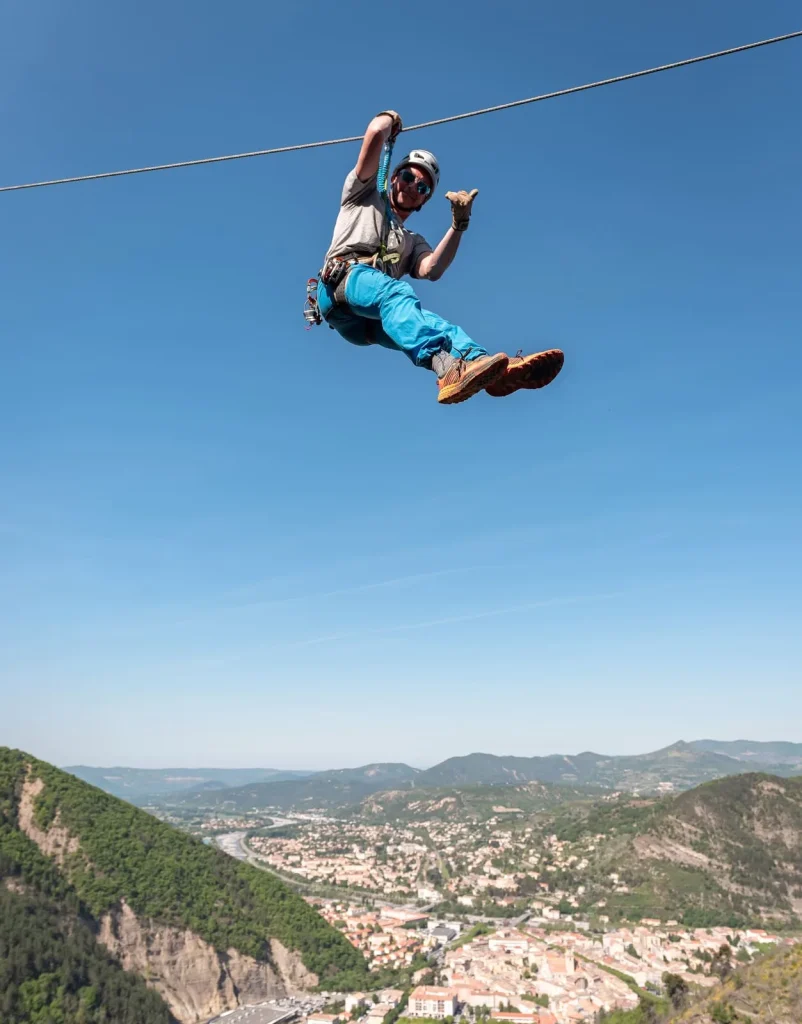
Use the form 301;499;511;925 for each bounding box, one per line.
1;1;800;771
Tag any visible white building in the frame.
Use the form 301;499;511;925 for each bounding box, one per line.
407;986;457;1018
488;930;530;955
344;995;368;1014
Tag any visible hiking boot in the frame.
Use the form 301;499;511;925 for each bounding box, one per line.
436;353;509;405
485;349;564;398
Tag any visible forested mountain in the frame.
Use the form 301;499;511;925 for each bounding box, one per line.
0;748;369;1023
415;742;782;791
0;881;177;1024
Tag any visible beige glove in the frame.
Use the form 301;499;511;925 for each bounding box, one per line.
445;188;479;231
376;110;403;139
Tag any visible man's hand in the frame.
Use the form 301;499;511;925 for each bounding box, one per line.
375;110;403;139
445;188;479;231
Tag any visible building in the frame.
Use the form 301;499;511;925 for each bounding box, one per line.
382;908;429;926
379;990;404;1007
344;995;368;1014
407;986;457;1018
488;930;530;955
458;990;504;1011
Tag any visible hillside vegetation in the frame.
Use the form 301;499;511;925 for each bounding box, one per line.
548;774;802;926
356;781;600;822
0;748;368;988
0;880;177;1024
600;942;802;1023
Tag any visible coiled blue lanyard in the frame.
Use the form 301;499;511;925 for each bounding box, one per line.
376;139;400;272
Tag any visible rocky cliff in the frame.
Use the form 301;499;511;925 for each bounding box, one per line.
1;749;365;1024
98;900;315;1022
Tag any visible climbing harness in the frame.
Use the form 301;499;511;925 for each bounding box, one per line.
303;136;398;327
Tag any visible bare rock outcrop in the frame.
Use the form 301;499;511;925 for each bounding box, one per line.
99;899;317;1024
16;772;318;1023
18;776;80;865
633;833;712;869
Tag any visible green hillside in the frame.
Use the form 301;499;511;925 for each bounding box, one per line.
0;880;177;1024
356;780;600;822
0;748;368;987
548;773;802;926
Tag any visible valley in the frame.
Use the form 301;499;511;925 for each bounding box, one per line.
5;744;802;1024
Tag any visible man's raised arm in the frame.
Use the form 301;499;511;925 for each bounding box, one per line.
355;110;403;182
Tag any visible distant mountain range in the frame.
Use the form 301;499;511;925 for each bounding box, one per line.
63;765;313;802
65;739;802;811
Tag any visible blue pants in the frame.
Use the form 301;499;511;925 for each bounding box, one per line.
316;265;488;369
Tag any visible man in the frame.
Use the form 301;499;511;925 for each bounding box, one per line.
314;110;563;405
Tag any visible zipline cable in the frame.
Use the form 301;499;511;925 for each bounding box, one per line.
2;29;800;195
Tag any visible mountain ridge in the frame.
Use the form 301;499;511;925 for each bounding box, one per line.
164;741;802;811
0;747;370;1023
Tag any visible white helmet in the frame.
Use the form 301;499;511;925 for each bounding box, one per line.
393;149;440;192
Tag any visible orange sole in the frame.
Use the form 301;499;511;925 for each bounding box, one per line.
485;349;564;397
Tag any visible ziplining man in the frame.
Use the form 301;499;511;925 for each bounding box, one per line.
310;110;564;404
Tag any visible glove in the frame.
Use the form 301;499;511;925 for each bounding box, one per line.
445;188;479;231
376;110;403;139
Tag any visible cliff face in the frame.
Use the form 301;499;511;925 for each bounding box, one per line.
16;772;319;1024
98;900;316;1023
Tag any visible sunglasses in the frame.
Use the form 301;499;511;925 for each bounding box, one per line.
398;168;432;197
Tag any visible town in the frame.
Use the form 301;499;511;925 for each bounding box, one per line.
189;807;802;1024
306;899;788;1024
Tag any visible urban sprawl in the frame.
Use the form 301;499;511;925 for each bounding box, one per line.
190;809;799;1024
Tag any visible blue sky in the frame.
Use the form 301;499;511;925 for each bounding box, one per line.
1;1;800;770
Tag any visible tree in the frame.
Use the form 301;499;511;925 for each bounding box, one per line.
662;972;688;1010
626;943;641;960
711;944;733;981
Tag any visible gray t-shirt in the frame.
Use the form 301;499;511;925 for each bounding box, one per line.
324;169;432;280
